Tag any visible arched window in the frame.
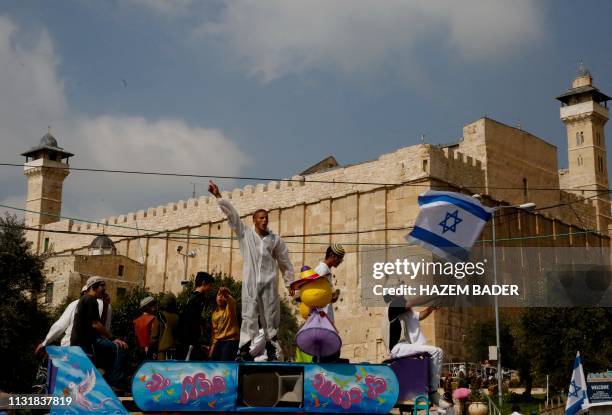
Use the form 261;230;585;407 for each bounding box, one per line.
578;155;583;166
580;132;584;144
576;132;580;146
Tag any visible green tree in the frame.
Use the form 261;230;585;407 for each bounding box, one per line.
466;308;612;398
514;307;612;394
466;318;516;366
0;214;51;392
466;314;533;396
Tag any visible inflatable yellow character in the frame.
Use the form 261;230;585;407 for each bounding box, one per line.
290;266;333;319
290;266;339;362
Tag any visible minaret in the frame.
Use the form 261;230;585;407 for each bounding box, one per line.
21;130;73;228
557;63;610;232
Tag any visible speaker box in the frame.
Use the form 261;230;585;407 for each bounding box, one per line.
242;372;279;407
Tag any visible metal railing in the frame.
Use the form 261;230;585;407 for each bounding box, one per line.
539;396;566;415
482;390;502;415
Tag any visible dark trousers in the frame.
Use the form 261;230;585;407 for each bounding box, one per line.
211;340;239;361
93;337;126;388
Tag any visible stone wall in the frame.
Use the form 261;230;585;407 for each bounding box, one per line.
43;254;142;306
460;117;561;209
27;118;610;362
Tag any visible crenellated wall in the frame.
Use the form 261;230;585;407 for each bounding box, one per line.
26;118;610;362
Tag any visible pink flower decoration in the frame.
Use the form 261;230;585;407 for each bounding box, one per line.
453;388;470;400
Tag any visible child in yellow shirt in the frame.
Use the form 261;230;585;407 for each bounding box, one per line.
209;287;240;361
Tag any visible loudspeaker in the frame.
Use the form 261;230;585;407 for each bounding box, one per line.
241;372;279;407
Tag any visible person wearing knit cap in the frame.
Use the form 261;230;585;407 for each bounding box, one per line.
134;296;157;356
209;180;294;361
313;244;344;323
71;276;128;389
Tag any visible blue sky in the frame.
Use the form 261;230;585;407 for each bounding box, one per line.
1;0;611;220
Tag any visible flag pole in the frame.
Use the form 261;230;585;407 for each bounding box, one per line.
492;209;503;407
476;198;535;408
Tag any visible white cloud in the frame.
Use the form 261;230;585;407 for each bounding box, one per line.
61;116;248;219
0;16;67;146
197;0;544;82
76;116;245;176
0;14;249;223
0;15;67;220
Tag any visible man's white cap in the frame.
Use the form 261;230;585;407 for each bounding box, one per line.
85;276;105;290
140;296;155;310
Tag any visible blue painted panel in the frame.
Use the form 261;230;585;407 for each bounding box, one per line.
47;346;127;414
132;361;239;412
303;364;399;413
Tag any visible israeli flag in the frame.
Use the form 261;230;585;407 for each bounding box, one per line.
405;191;493;260
565;352;589;415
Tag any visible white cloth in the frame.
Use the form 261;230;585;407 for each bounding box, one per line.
217;198;294;347
249;329;267;358
314;262;334;322
438;400;457;415
399;309;428;345
42;298;111;347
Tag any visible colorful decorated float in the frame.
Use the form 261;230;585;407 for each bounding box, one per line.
45;346;421;414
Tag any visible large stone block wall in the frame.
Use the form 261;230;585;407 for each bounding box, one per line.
460;118;561;210
28;127;610;362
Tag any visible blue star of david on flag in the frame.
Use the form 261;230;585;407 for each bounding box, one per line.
439;210;462;233
405;191;493;260
568;380;581;398
565;352;589;415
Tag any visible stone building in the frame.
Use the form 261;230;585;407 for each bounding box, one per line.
42;235;143;307
557;62;611;231
22;66;610;362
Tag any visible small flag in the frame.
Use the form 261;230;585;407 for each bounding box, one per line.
565;352;589;415
405;191;493;260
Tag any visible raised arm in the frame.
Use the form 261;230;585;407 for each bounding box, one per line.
418;306;439;321
273;238;294;289
209;180;246;238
